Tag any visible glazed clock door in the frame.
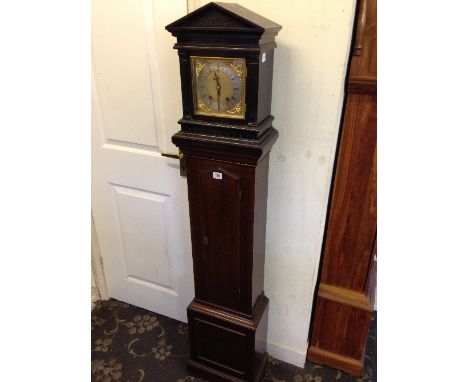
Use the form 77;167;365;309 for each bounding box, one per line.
91;0;194;322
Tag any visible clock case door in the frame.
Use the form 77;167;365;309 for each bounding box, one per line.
186;154;270;316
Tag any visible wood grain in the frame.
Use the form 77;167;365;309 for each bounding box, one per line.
187;295;269;381
352;0;368;56
349;0;376;80
318;284;373;312
320;93;377;291
307;0;377;375
307;346;364;376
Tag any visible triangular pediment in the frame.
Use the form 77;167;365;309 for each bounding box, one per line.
166;2;281;34
173;6;255;30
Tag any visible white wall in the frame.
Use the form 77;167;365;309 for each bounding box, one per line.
198;0;356;367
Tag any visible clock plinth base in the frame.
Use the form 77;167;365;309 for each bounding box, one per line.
187;295;269;382
188;353;268;382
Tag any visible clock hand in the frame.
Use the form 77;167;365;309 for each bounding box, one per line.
214;71;221;111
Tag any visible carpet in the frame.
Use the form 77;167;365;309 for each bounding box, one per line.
92;299;376;382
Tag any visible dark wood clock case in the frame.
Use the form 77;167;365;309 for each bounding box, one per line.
166;3;281;381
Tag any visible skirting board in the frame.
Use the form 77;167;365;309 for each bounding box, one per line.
267;340;307;368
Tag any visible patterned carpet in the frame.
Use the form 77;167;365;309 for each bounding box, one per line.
92;299;376;382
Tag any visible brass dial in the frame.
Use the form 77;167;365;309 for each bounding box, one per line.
191;57;246;119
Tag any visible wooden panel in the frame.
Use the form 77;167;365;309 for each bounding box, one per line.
308;0;377;375
349;0;376;79
309;297;372;365
321;93;376;291
251;155;269;306
186;156;258;314
187;296;268;382
194;317;248;376
199;166;242;310
257;50;275;124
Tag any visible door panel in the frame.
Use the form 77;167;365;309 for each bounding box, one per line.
92;0;193;322
92;0;160;147
112;184;172;289
186;157;257;313
199;166;241;310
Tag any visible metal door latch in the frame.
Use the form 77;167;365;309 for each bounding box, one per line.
161;150;186;177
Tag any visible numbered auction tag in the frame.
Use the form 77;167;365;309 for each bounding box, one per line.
213;172;223;180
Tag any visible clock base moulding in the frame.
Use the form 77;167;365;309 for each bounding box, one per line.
187;296;269;382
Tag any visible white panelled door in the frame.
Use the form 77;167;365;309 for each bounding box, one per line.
91;0;194;322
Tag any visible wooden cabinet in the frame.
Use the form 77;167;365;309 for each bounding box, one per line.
307;0;377;376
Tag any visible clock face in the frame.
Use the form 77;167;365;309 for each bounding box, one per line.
191;57;246;119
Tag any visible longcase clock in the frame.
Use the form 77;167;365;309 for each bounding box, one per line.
166;3;281;381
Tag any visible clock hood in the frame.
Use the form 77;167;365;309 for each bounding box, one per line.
165;2;282;48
